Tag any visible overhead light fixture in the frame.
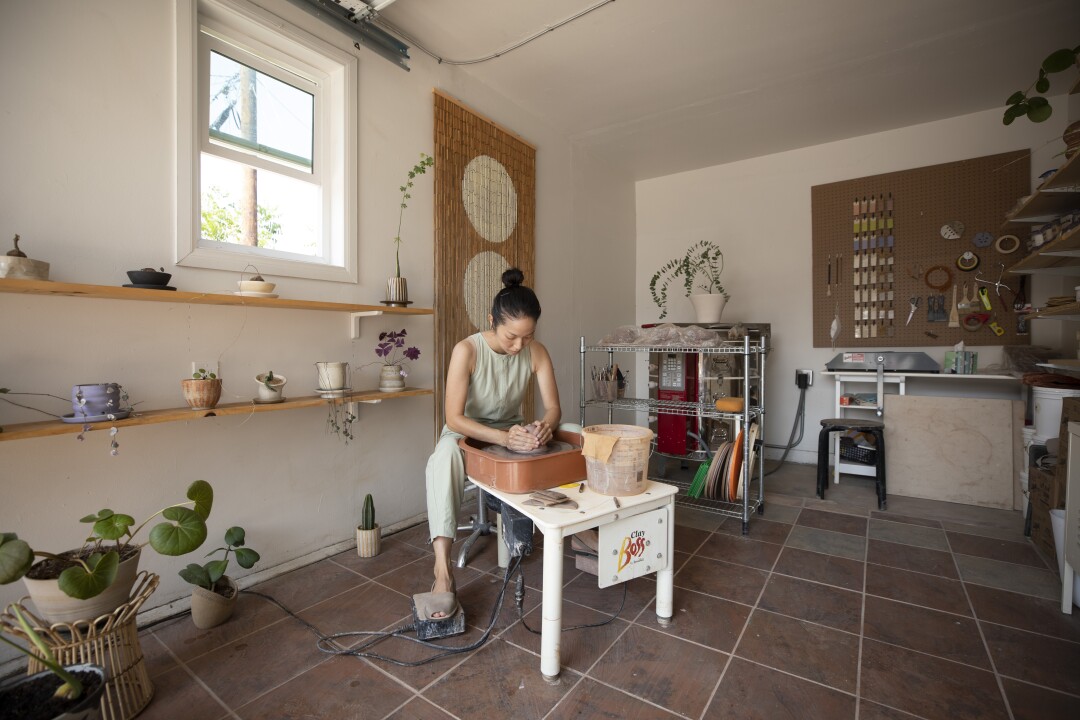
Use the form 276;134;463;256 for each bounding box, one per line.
285;0;410;71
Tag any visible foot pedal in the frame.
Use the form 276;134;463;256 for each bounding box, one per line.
411;602;466;640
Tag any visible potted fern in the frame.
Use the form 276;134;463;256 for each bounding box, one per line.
649;240;731;323
179;526;260;629
356;494;380;558
0;604;107;720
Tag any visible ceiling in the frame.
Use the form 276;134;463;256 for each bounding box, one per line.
377;0;1079;180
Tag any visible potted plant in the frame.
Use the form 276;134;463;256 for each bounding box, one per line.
356;494;380;558
0;604;106;720
254;370;286;403
1003;45;1079;125
385;153;434;307
366;329;421;393
181;367;221;410
0;480;214;624
649;239;731;323
178;526;260;629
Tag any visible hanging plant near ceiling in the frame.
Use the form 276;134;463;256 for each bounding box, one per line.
1002;45;1079;124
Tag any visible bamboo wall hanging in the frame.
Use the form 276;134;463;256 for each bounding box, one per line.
433;90;536;433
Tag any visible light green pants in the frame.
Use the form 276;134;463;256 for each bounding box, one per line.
425;422;582;541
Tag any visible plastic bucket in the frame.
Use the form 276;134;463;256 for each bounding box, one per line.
582;424;653;496
1032;387;1080;445
1049;509;1080;607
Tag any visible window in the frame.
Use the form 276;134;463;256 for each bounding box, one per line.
177;0;358;282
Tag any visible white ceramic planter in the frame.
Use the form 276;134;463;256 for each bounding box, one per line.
316;362;349;390
255;373;286;402
23;548;141;624
689;293;728;324
378;365;406;393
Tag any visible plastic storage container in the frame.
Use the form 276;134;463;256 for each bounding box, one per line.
1032;386;1080;444
582;424;653;496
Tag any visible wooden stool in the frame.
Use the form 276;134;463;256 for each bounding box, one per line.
1;572;159;720
816;418;887;509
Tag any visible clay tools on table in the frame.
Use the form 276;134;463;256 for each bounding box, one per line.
523;489;579;510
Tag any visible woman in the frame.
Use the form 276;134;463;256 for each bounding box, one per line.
422;268;564;619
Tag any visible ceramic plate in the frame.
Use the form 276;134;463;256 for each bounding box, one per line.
234;291;279;298
728;427;745;503
738;422;760;501
123;284;176;291
61;410;132;424
708;442;730;500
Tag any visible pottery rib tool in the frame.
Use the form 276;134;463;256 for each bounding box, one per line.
948;285;960;327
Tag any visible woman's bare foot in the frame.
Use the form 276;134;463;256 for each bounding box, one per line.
431;536;456;618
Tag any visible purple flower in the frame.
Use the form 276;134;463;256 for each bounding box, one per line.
372;329;421;367
403;346;421;361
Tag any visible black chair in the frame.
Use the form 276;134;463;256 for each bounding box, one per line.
816;418;887;510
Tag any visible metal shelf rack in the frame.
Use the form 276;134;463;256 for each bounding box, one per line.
579;333;768;533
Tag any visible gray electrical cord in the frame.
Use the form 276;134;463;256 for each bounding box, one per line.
763;386;807;476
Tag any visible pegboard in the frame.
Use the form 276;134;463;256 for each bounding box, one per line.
812;150;1030;348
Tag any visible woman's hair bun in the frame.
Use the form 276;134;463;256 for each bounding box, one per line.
501;267;525;288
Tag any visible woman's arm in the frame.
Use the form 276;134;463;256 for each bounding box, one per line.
444;339;536;450
528;341;562;445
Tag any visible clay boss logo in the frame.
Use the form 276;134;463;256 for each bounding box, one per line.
617;530;650;572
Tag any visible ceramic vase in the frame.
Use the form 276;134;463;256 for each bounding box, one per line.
190;576;238;629
72;383;123;417
22;547;141;624
181;378;222;410
378;365;405;393
689;293;728;324
315;362;349;390
385;277;409;306
356;526;381;558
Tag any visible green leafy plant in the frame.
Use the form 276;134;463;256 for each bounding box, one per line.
178;526;260;592
360;494;376;531
0;605;89;700
0;480;214;600
191;368;217;380
649;240;730;320
393;153;434;278
1003;45;1079;124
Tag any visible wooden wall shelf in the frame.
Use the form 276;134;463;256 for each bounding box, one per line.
0;388;433;442
0;278;433;315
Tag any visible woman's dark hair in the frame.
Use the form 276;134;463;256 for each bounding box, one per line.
491;267;541;327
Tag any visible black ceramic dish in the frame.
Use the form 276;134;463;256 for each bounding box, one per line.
126;270;172;286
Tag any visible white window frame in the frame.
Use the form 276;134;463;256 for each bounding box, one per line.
176;0;358;283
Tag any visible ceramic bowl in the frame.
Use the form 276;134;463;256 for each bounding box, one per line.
127;269;172;286
238;280;275;294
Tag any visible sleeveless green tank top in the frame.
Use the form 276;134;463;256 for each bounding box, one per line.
463;332;533;429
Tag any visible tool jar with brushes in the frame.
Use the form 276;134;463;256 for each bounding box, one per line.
581;424;654;496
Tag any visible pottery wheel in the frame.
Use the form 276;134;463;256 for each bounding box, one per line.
482;441;574;459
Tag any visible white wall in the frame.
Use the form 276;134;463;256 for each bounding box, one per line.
636;106;1071;463
0;0;631;662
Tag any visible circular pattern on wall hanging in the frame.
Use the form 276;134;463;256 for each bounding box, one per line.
463;251;511;330
462;155;518;244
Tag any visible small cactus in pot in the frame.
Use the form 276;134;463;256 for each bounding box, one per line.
356;493;380;558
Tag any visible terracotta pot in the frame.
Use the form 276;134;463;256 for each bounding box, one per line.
378;365;406;393
181;378;222;410
689;293;727;324
190;576;238;629
0;663;106;720
356;526;381;558
23;548;141;625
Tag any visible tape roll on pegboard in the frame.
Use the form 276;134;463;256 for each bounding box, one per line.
956;251;980;271
994;234;1020;254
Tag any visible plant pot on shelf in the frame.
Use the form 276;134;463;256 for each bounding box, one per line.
190;576;238;629
356;525;381;558
22;547;141;625
689;293;728;324
384;277;410;307
378;365;406;393
0;663;107;720
254;373;286;403
181;378;222;410
315;362;349;391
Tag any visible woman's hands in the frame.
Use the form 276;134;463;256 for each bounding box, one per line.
505;421;553;451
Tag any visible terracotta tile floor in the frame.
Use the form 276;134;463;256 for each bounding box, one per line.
129;463;1080;719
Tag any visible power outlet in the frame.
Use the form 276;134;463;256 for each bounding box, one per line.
795;369;813;388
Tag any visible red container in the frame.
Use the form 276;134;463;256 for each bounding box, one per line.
459;429;586;494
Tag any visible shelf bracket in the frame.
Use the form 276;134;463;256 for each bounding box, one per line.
347;398;382;414
350;310;384;339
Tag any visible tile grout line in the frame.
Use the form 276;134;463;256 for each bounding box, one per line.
854;507;870;720
945;530;1017;720
147;632;241;720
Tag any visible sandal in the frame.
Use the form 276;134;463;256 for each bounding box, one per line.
412;579;458;621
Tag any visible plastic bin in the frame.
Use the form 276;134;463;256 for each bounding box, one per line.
582;424;653;496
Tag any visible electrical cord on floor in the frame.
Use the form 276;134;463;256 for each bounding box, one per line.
514;554;627;635
763;385;807;476
241;554;524;668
